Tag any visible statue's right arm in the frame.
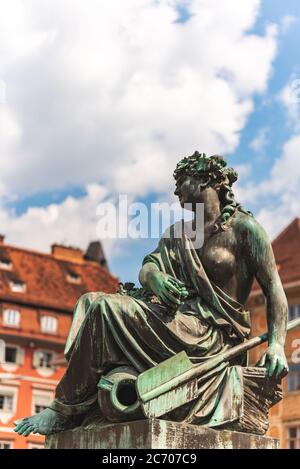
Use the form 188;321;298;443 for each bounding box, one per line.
139;262;186;307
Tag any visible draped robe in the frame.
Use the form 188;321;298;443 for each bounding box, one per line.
50;222;252;427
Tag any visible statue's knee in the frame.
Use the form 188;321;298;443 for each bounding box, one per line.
79;292;92;303
79;292;106;307
90;293;132;315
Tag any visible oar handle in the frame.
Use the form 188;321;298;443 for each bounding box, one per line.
287;317;300;332
196;317;300;375
141;318;300;403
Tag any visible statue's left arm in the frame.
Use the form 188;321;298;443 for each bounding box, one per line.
243;217;288;380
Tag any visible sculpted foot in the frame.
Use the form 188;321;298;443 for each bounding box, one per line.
13;408;73;436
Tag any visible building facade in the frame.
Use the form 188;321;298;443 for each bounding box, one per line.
0;238;118;449
248;218;300;449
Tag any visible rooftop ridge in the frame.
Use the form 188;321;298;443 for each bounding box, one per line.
0;243;117;277
272;217;300;246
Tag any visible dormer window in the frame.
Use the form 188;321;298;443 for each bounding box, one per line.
66;271;82;285
9;280;26;293
0;258;12;270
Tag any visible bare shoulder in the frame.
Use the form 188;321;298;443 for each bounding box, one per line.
232;211;271;248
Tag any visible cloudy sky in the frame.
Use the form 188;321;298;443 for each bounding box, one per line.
0;0;300;283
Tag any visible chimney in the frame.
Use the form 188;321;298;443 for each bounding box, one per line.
51;244;84;263
0;234;5;244
85;241;108;269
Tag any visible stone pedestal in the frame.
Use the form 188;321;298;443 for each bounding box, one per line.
45;419;279;449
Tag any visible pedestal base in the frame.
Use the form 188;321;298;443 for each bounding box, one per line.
45;419;279;449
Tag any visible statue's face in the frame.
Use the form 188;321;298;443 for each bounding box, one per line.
174;174;211;208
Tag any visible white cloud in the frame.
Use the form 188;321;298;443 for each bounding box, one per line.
0;0;277;200
280;14;297;35
238;134;300;238
249;126;269;152
279;76;300;130
0;184;109;252
0;0;280;254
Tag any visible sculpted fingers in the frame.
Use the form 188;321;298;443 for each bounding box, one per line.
164;288;181;305
256;353;266;367
165;281;181;298
168;277;185;287
31;425;40;434
267;356;278;378
15;423;31;435
14;418;26;427
276;358;289;380
14;420;29;434
159;291;176;308
22;425;34;437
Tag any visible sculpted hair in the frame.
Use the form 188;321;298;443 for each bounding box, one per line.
174;151;252;231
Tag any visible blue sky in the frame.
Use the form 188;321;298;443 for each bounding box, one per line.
0;0;300;285
111;0;300;284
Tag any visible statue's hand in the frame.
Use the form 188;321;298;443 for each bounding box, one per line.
146;271;188;308
257;343;289;380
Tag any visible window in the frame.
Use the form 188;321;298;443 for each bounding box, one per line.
40;316;57;335
5;346;17;364
288;427;300;449
288;304;300;321
33;392;52;415
34;351;54;369
0;343;23;365
287;364;300;392
66;271;81;285
0;340;4;363
0;386;17;417
0;394;14;412
0;259;12;270
28;444;44;449
0;441;12;449
3;309;20;328
9;280;26;293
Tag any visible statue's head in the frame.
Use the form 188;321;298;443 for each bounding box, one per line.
173;151;250;230
173;151;238;191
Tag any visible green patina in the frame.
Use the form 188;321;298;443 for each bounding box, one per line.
13;153;291;439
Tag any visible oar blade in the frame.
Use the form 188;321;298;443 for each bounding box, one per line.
141;378;198;418
137;351;194;403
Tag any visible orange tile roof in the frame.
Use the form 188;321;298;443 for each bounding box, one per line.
252;217;300;293
0;244;119;312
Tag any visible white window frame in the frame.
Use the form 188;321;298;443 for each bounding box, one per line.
2;309;20;328
288;304;300;321
0;386;17;415
287;426;300;449
66;272;82;285
28;443;44;449
0;394;14;413
0;440;13;449
0;339;5;364
4;343;22;365
0;259;12;270
40;316;57;335
9;280;26;293
31;390;53;416
287;364;300;393
33;349;55;369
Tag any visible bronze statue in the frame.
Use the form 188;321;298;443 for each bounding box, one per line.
14;152;289;437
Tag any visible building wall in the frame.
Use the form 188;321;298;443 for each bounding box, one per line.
248;284;300;449
0;240;119;449
0;303;71;449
